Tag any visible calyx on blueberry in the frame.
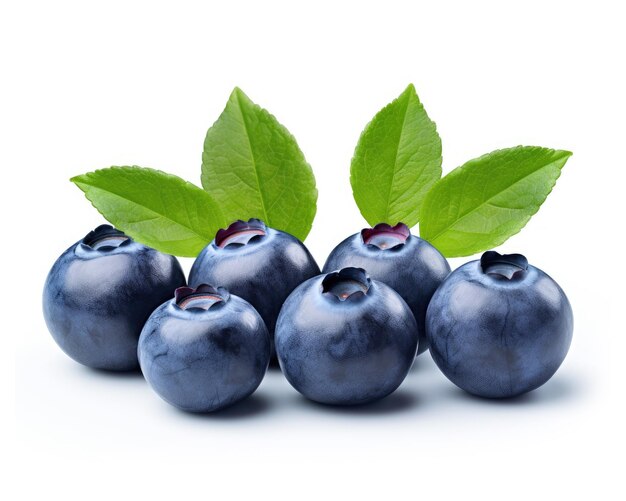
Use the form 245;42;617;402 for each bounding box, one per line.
321;267;371;301
81;224;131;251
480;250;529;280
174;284;229;311
215;219;267;248
361;223;410;250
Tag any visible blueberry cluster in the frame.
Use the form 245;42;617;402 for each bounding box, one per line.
43;220;573;412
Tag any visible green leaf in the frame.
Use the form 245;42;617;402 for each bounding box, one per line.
419;146;572;257
201;87;317;241
71;166;226;257
350;84;442;228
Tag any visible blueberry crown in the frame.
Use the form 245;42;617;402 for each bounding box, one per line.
174;284;230;310
82;224;131;251
322;267;371;302
361;222;410;250
480;251;528;280
215;218;267;248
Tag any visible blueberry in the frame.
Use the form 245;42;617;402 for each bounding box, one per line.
188;219;320;349
138;284;270;412
42;225;186;371
323;223;450;355
426;251;573;398
275;267;419;405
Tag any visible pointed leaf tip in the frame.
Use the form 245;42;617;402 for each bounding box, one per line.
350;85;442;228
419;145;572;257
201;89;317;241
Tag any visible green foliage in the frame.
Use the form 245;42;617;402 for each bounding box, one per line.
72;166;226;256
350;84;442;227
419;147;572;257
201;87;317;241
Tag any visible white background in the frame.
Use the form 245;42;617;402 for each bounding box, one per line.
4;1;625;499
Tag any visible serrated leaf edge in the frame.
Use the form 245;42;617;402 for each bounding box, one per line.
420;147;572;257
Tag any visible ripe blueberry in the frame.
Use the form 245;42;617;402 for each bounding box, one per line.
426;251;573;398
189;219;320;349
323;223;450;354
42;225;186;370
138;284;270;412
275;267;419;405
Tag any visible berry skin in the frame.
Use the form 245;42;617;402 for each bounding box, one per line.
42;225;186;371
138;284;270;413
426;251;573;398
188;219;320;348
275;267;419;405
323;223;450;354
